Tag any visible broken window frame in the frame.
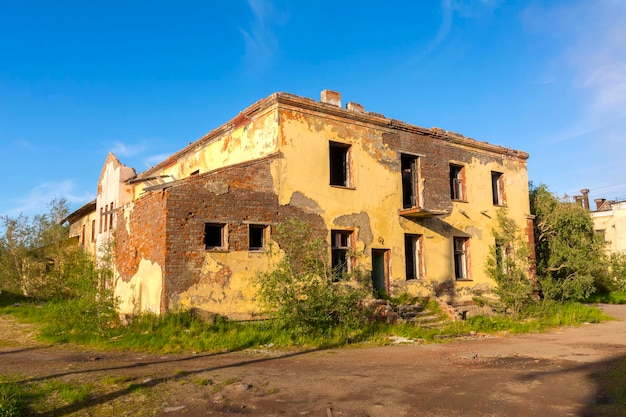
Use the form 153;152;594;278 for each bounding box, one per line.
453;237;470;280
329;141;352;188
401;153;421;209
248;224;268;251
331;230;353;281
404;234;424;280
450;164;466;201
204;222;228;251
491;171;506;206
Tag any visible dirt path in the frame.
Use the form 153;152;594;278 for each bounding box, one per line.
1;305;625;416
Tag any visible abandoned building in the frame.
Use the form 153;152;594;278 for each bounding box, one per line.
582;189;626;254
65;90;533;319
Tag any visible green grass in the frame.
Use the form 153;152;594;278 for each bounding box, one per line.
0;376;93;416
586;291;626;304
0;292;614;354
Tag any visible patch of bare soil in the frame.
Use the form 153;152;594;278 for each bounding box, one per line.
1;305;625;417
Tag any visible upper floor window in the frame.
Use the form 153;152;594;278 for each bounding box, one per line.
491;171;505;206
453;237;470;280
401;154;420;209
205;223;227;250
450;164;466;201
109;201;115;229
329;141;351;187
331;230;352;280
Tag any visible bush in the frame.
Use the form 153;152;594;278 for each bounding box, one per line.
485;209;535;315
256;218;370;336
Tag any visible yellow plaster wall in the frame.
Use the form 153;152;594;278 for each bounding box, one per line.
593;202;626;254
68;210;98;256
172;247;280;319
133;109;280;198
115;257;163;315
274;107;531;299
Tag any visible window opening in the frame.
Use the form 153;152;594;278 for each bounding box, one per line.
109;202;114;229
331;230;352;280
453;237;469;280
450;164;465;201
404;234;422;280
401;154;419;209
491;171;505;205
249;225;266;250
99;207;103;234
204;223;226;250
329;142;351;187
103;204;108;232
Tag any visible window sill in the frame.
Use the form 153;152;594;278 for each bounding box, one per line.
330;185;356;190
455;278;473;282
451;199;468;203
206;248;228;253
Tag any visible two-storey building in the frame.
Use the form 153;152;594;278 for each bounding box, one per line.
69;90;533;318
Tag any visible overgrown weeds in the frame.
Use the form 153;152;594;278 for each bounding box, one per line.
0;295;611;354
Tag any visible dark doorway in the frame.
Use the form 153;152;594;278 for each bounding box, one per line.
371;249;389;298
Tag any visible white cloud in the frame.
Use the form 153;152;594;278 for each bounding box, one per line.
239;0;285;73
108;140;148;158
3;180;94;218
412;0;502;64
144;153;172;168
529;1;626;142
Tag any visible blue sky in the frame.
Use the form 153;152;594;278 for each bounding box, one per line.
1;0;625;218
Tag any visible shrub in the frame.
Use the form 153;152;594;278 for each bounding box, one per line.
485;209;535;316
256;218;370;336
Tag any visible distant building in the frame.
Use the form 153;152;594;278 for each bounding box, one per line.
66;90;533;319
586;189;626;254
63;199;97;256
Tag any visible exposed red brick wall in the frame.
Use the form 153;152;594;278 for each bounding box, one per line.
159;155;326;310
382;131;505;214
115;190;167;310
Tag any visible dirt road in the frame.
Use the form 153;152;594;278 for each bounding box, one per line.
1;305;625;416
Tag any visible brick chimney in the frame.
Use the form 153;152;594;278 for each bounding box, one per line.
595;198;606;211
581;189;590;210
346;102;364;113
320;90;341;107
575;195;584;207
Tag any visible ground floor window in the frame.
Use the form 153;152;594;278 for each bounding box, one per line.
404;234;423;280
205;223;227;250
453;237;469;280
249;224;268;251
331;230;352;280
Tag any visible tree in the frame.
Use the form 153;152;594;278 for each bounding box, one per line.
485;209;534;315
256;217;370;335
0;213;34;294
530;184;603;302
0;199;100;300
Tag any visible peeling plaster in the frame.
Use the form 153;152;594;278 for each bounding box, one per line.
201;254;225;275
289;191;323;214
465;226;483;239
115;258;163;315
204;180;230;195
334;212;373;251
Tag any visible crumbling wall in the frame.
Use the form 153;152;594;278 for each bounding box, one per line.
115;191;167;315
